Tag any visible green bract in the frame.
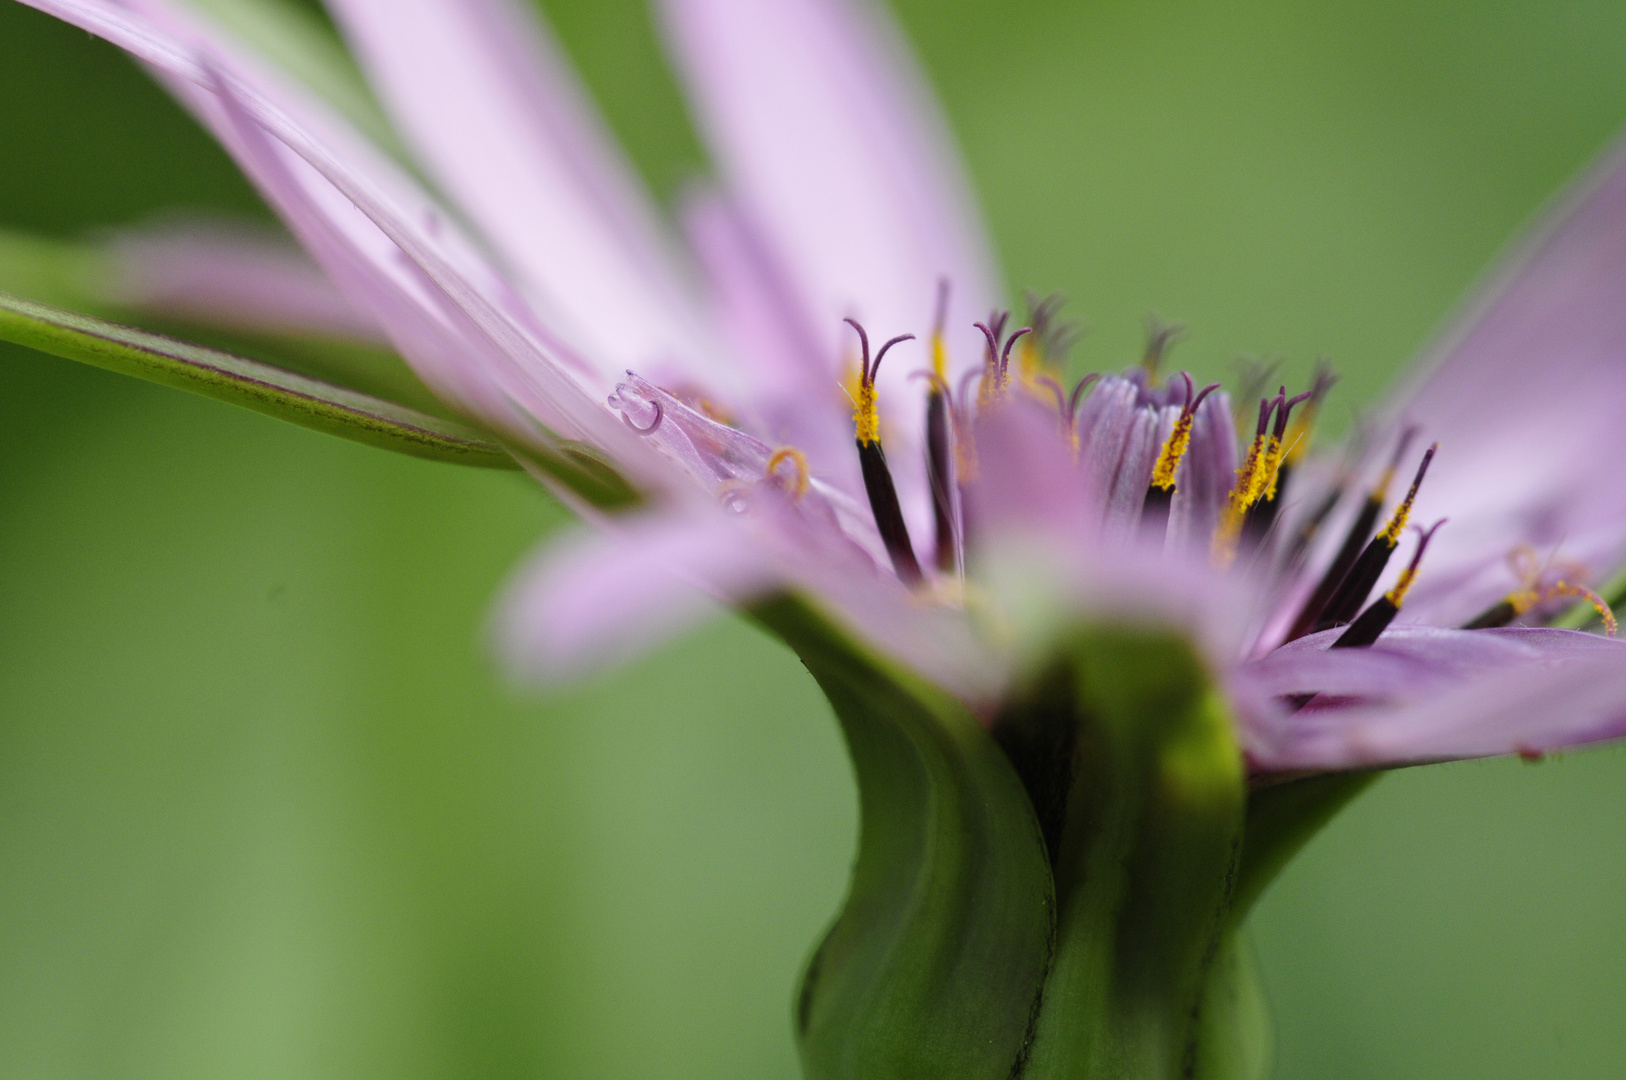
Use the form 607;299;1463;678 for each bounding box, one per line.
761;605;1369;1080
755;596;1054;1080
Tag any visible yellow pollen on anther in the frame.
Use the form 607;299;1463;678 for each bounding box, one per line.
1384;565;1421;607
1378;486;1419;546
852;375;880;445
1506;586;1543;617
931;331;947;381
1151;414;1195;491
1211;433;1268;566
1256;435;1285;501
765;446;809;500
976;357;1005;410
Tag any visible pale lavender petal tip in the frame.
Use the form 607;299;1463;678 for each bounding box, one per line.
496;512;780;681
104;220;387;341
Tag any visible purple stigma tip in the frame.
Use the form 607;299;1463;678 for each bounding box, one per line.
843;317;873;381
1407;518;1448;572
973;321;1001;365
999;327;1032;375
1254;396;1275;438
1068;373;1102;419
1190;381;1222;415
871;334;916;381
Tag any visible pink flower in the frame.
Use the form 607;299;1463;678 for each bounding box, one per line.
23;0;1626;779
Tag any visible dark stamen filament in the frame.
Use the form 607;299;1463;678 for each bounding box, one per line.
924;279;957;574
845;318;923;586
1286;426;1418;641
1141;374;1221;542
1333;518;1446;648
1462;598;1518;630
1240;386;1316;552
1309;442;1437;634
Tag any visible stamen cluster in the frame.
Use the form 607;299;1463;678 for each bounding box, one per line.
835;298;1458;655
610;288;1616;667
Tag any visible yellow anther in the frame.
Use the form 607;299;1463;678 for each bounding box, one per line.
1377;488;1417;546
843;319;914;448
1549;581;1617;636
1211;432;1268;566
1151;414;1195;491
931;331;947;381
1505;586;1542;617
1382;519;1446;609
1256;435;1285;501
976;364;998;409
1378;444;1437;546
1384;565;1421;607
765;446;809;500
852;375;880;445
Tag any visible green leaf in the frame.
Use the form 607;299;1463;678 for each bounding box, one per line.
0;224;462;417
0;290;516;470
995;627;1248;1080
753;596;1055;1080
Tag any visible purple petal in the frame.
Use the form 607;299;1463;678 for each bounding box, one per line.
1104;404;1174;540
103;219;385;341
496;511;780;680
1369;134;1626;624
1078;376;1139;505
1168;390;1237;553
322;0;726;385
607;372;891;567
654;0;1002;498
498;485;998;695
967;395;1096;537
679;188;862;496
20;0;680;482
1243;626;1626;768
969;397;1258;667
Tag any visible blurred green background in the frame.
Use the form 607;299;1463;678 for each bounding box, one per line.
3;0;1626;1077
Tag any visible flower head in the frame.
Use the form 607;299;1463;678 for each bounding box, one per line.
22;0;1626;781
20;1;1626;1075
